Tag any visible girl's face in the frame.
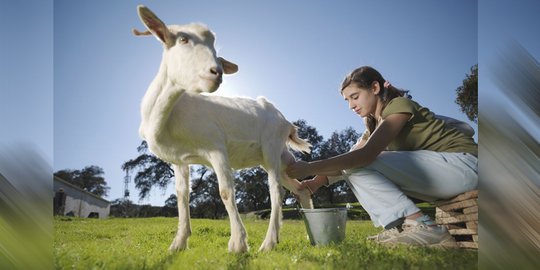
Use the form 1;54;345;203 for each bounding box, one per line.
341;83;380;118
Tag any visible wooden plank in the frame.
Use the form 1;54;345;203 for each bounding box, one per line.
463;206;478;214
466;221;478;230
434;190;478;206
437;199;477;211
435;208;444;217
435;206;478;219
437;213;478;224
473;235;479;242
457;241;478;249
436;210;462;219
449;228;477;235
446;224;467;230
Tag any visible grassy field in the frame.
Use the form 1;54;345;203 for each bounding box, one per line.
54;217;477;269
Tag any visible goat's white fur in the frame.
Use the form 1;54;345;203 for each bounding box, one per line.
135;5;313;253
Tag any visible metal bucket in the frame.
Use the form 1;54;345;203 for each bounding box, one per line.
300;208;347;246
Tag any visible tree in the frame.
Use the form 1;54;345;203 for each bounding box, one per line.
315;127;360;205
54;165;110;197
292;119;324;161
189;166;226;218
164;194;177;208
235;167;270;212
122;141;174;200
455;64;478;123
109;198;139;217
319;127;359;159
123;143;223;217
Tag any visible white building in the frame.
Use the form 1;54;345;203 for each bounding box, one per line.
53;176;110;219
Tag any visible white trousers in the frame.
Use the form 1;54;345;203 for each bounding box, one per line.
340;150;478;228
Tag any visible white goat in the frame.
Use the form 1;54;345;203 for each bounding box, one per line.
133;5;313;253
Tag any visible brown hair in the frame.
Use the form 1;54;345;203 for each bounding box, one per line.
341;66;411;134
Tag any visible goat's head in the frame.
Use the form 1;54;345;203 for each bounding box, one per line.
134;5;238;93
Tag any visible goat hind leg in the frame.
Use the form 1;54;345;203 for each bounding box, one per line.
259;167;284;252
280;150;314;209
169;164;192;252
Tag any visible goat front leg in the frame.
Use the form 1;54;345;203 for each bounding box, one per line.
209;152;249;253
169;164;192;252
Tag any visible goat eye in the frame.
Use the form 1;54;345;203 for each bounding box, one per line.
178;36;188;44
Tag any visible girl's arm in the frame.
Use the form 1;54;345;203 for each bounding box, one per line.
298;175;330;194
286;113;410;179
305;135;367;180
351;137;367;151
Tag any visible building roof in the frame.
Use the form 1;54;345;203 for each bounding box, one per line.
54;176;110;204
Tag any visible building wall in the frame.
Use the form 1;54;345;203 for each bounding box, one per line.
54;178;110;219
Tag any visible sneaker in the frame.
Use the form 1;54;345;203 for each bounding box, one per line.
380;217;458;248
367;227;401;242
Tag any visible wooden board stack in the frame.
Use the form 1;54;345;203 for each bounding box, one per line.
434;190;478;249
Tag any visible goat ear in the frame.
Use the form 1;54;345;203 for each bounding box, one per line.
132;28;152;36
137;5;174;47
218;57;239;74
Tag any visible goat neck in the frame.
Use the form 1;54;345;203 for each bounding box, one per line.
139;59;186;143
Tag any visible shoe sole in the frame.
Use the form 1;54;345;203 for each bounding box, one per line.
379;237;458;249
427;237;458;249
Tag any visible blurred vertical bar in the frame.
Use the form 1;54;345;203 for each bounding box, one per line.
0;146;52;270
0;0;53;269
480;0;540;268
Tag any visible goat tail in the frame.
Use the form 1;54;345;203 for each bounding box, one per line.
287;125;311;154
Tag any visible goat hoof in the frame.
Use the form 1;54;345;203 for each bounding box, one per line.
169;237;188;252
258;240;277;252
228;237;249;253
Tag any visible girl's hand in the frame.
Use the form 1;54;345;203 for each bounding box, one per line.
286;160;312;179
298;178;318;195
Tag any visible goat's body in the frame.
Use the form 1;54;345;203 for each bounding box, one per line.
141;89;312;253
135;6;312;253
143;92;292;170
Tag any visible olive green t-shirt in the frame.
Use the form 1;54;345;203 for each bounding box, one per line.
362;97;477;156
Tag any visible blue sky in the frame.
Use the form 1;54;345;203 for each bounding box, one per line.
56;0;477;206
4;0;480;206
0;0;53;163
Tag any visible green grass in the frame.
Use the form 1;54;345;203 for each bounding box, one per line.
54;217;477;269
